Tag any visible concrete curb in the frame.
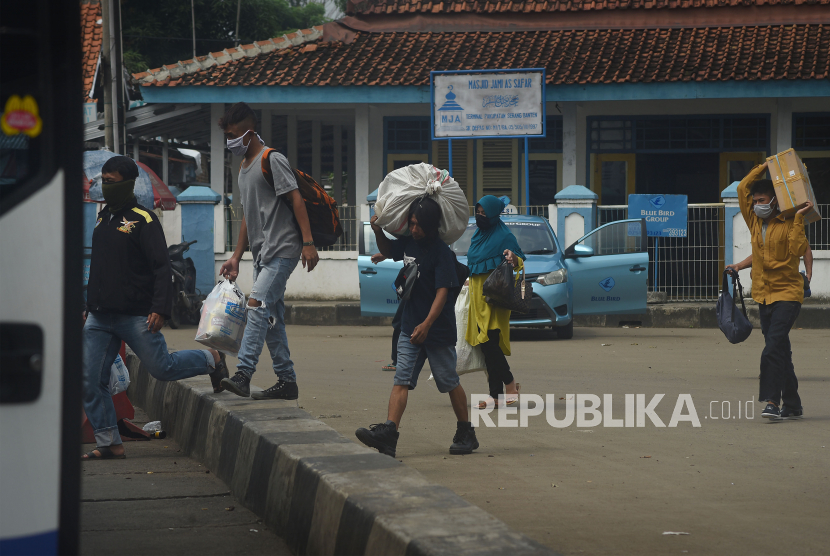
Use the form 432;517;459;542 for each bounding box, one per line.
284;301;830;329
125;353;558;556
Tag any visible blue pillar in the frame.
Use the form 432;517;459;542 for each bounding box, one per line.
177;186;221;294
721;181;741;295
553;185;598;247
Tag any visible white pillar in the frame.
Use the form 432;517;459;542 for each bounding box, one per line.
575;103;587;187
355;105;370;207
312;120;322;183
132;138;140;161
260;108;272;146
287;114;298;167
347;127;356;206
333;124;343;205
776;99;792;154
162;134;169;185
210;104;225;195
561;103;577;189
368;105;384;196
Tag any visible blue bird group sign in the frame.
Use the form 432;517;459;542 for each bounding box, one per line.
628;194;688;238
431;69;545;140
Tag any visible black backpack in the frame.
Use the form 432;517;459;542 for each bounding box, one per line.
717;270;752;344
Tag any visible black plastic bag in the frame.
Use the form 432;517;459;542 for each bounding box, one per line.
482;261;529;313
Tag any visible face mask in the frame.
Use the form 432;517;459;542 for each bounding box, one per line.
102;179;136;213
226;130;263;156
476;214;491;229
753;200;776;219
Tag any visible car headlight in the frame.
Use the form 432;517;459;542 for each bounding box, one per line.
537;268;568;286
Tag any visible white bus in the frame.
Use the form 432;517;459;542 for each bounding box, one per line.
1;0;84;553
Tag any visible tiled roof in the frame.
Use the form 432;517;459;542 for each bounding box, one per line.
132;26;324;85
81;0;102;103
137;25;829;88
347;0;830;14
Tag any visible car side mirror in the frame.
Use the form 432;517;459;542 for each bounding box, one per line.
565;244;594;258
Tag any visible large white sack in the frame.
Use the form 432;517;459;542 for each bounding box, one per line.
374;163;469;244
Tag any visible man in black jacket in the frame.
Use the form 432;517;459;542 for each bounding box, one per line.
82;156;228;460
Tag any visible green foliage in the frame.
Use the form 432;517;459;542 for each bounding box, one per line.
333;0;348;14
122;0;327;72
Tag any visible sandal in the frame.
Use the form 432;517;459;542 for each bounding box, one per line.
81;446;126;460
477;396;500;409
505;382;521;406
381;363;396;372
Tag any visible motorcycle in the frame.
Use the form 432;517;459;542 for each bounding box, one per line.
168;240;203;329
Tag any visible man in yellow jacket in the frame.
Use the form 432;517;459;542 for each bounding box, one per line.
736;161;813;420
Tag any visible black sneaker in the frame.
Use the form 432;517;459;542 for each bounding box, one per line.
449;422;479;455
209;352;229;393
251;380;298;400
778;406;804;420
220;372;250;398
355;422;399;457
761;403;780;419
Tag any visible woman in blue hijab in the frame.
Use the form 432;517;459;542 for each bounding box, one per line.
465;195;525;408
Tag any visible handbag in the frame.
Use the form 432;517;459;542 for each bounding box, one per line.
716;270;752;344
482;260;530;314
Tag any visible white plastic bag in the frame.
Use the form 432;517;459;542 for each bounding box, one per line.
195;280;247;356
109;354;130;395
430;286;486;381
374;163;469;245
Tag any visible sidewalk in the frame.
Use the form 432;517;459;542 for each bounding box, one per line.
283;300;830;328
80;407;291;556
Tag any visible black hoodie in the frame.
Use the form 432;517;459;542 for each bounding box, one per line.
86;201;173;318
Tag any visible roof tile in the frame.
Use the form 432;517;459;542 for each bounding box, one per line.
137;25;829;88
80;1;102;103
346;0;830;13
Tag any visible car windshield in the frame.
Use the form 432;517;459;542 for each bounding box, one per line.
451;220;557;256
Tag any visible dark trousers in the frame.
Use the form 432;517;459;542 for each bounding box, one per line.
758;301;801;409
479;329;514;399
391;301;405;365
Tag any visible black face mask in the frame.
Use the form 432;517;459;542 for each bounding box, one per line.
476;214;491;229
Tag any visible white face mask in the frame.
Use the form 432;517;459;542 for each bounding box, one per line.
226;130;263;156
753;200;776;219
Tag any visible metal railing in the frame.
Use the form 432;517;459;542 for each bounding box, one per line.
806;204;829;250
224;204;358;253
598;204;726;302
467;205;550;218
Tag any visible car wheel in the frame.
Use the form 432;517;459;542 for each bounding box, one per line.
555;320;574;339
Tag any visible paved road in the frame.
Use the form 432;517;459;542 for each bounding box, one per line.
80;407;291;556
164;324;829;556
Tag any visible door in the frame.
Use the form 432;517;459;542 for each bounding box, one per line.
357;223;403;317
1;1;83;554
720;152;765;190
592;153;636;205
566;220;649;315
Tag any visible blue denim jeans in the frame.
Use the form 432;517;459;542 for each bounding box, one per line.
83;312;214;447
236;256;299;382
394;333;459;393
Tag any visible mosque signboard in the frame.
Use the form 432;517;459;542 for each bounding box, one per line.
431;69;546;140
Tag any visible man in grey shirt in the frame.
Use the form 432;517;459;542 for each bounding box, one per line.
218;102;319;400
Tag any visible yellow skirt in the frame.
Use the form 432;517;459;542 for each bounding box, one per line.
464;258;523;356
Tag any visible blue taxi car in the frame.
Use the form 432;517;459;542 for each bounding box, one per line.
357;216;649;338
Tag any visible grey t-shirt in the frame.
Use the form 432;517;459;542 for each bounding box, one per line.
238;148;302;263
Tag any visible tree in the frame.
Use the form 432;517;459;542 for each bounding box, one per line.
121;0;327;73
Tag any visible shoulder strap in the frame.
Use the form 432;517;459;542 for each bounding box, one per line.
131;207;153;224
260;148;276;187
731;272;748;318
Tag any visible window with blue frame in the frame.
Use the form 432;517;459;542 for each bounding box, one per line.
528;117;564;152
386;117;431;152
590;116;769;152
794;114;830;150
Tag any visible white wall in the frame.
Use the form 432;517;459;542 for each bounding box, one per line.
214;252;360;300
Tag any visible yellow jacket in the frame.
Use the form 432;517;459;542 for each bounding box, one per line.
737;164;807;304
465;258;524;355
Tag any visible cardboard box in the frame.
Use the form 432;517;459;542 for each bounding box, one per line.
766;148;821;224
